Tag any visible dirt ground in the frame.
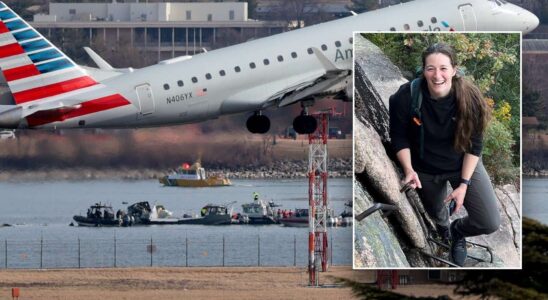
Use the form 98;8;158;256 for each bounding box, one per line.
0;266;471;300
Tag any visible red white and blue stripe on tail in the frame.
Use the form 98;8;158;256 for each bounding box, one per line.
0;2;131;127
0;2;97;105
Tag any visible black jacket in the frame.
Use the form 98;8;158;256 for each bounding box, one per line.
389;81;482;174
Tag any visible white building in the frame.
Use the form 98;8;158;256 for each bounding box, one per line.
35;2;248;22
31;2;286;63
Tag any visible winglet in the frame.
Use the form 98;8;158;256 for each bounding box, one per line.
311;47;340;72
350;11;358;16
83;47;114;71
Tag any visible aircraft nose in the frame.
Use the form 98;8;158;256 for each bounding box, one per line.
522;10;540;34
528;12;540;32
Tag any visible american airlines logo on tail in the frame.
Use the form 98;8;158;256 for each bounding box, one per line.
0;2;97;104
0;2;130;128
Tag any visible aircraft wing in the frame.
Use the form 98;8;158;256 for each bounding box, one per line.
221;48;349;113
277;47;350;107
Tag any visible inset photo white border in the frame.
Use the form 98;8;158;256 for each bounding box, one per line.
352;31;522;270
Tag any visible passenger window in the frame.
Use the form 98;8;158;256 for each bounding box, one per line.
249;62;256;69
263;59;269;65
192;77;198;83
431;17;437;23
205;73;212;80
307;48;313;54
349;37;353;44
390;27;396;31
417;20;424;27
335;41;341;47
291;52;297;58
163;84;169;90
235;66;241;73
321;44;327;51
277;55;283;62
177;80;184;87
404;24;410;30
219;70;226;76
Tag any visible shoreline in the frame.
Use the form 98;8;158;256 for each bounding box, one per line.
0;159;352;181
523;171;548;177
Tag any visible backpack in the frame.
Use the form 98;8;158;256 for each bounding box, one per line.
410;78;424;159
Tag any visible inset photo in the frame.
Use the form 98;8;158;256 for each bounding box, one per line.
353;32;521;268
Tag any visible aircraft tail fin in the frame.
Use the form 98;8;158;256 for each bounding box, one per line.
0;2;97;105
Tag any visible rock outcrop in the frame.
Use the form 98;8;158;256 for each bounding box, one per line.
353;34;521;268
354;179;409;268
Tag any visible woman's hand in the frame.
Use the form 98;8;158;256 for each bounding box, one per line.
444;184;467;213
403;170;422;190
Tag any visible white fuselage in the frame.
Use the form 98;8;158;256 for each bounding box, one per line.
17;0;538;129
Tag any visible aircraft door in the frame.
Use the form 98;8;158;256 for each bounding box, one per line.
135;84;155;117
458;4;477;30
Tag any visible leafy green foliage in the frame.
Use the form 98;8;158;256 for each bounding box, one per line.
482;118;518;184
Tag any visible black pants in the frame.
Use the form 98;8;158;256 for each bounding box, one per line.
417;160;500;237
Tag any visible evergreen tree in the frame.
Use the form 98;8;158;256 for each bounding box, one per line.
523;87;543;118
454;218;548;299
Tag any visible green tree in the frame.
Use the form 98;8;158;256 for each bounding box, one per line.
455;218;548;299
523;87;544;118
482;119;518;184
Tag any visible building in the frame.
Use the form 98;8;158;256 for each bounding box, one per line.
36;2;249;22
358;270;463;288
30;2;287;63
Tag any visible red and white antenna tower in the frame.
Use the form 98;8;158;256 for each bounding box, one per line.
308;112;329;286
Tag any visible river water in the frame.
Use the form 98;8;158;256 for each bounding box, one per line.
523;177;548;224
0;178;352;268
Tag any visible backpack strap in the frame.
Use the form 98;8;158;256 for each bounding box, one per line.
410;78;424;160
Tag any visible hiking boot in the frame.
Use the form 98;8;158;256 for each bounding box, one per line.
436;224;451;246
450;221;467;267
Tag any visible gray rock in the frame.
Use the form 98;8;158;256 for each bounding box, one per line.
354;180;410;268
354;34;408;143
462;185;521;268
354;117;426;249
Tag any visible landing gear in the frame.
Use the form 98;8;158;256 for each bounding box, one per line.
246;112;270;134
293;113;317;134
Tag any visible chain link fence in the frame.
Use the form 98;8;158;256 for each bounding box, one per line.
0;233;350;269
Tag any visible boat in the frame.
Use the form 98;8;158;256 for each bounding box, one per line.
127;201;179;225
159;162;231;187
338;200;353;227
277;207;351;227
73;203;123;227
177;203;234;225
278;208;309;227
241;198;278;225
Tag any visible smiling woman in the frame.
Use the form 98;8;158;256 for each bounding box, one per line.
389;43;497;267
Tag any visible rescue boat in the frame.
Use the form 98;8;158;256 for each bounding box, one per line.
159;162;231;187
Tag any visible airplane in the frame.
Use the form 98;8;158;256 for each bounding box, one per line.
0;0;539;134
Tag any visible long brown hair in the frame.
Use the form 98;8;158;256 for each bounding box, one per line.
421;43;491;153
